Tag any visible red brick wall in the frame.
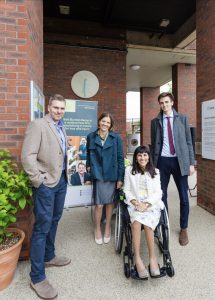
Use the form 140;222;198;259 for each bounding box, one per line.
44;34;127;145
172;63;196;127
140;87;160;146
196;0;215;214
0;0;43;162
0;0;43;258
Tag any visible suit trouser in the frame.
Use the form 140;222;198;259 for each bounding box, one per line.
157;157;189;229
30;172;67;284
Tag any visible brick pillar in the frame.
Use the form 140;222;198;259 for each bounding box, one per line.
0;0;43;258
196;0;215;214
140;87;160;146
172;63;196;127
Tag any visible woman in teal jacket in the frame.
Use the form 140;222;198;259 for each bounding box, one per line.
87;112;124;245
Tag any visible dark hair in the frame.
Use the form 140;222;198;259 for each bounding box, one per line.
97;112;114;131
49;94;66;105
158;92;174;102
131;145;157;178
78;162;86;168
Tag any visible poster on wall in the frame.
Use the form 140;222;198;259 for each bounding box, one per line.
63;99;98;207
30;80;45;120
202;99;215;160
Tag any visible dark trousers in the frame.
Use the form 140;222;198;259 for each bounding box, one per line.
30;172;67;284
157;157;189;229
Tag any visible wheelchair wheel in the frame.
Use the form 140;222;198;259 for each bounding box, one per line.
156;207;170;253
166;263;175;277
162;207;170;250
114;202;123;254
124;263;130;278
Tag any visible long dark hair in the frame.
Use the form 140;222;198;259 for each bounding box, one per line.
131;145;157;178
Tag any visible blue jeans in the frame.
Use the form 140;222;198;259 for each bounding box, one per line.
30;172;67;284
157;157;189;229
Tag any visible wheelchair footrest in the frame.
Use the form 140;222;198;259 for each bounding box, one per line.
130;266;149;281
148;266;166;279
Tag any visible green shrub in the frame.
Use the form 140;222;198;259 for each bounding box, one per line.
0;149;32;243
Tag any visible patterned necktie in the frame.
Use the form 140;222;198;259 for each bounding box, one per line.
56;126;65;150
56;124;66;170
167;117;175;155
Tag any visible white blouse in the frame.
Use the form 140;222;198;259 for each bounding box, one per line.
124;166;164;209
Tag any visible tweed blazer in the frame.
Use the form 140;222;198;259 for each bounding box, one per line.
151;109;195;176
21;114;67;188
123;166;164;208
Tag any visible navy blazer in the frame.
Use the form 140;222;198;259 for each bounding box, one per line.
71;172;91;186
86;130;125;182
79;144;87;160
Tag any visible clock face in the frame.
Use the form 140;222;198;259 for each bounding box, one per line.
71;70;99;98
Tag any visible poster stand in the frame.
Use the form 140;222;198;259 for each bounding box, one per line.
63;99;97;207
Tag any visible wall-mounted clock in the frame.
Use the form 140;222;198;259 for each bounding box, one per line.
71;70;99;98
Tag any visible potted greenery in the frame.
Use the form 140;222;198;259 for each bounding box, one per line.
0;149;32;290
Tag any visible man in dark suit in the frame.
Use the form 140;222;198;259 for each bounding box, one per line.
151;92;195;246
71;162;91;186
78;137;87;160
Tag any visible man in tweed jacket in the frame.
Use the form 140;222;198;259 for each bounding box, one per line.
22;94;70;299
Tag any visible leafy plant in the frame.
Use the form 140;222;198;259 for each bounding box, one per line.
124;157;131;167
0;149;32;243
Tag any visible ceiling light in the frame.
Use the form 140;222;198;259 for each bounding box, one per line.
59;5;70;15
130;64;141;71
159;19;170;27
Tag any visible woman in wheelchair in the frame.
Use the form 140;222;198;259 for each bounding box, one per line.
124;145;164;279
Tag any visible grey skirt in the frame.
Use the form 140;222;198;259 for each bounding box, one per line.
93;180;116;205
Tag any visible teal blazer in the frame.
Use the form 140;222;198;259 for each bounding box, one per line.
86;130;125;182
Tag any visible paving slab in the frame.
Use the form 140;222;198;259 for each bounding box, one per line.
1;173;215;300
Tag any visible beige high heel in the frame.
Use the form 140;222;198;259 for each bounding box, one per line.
104;229;111;244
104;236;111;244
95;237;103;245
134;265;149;280
95;230;103;245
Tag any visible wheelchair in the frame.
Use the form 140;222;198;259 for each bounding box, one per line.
114;199;175;279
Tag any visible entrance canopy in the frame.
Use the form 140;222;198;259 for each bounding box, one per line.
44;0;196;90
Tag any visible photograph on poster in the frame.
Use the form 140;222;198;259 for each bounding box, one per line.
65;135;93;207
64;100;97;207
30;80;44;120
67;135;78;178
70;161;91;186
67;135;91;186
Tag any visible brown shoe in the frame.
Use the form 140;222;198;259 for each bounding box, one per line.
45;256;71;267
30;279;58;299
179;229;189;246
